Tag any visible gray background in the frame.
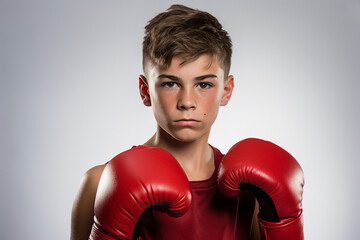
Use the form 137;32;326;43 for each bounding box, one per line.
1;0;359;239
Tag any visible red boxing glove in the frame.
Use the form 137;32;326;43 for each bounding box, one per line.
218;138;304;240
90;146;192;240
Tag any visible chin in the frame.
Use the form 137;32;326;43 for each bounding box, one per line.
174;135;198;143
170;128;207;143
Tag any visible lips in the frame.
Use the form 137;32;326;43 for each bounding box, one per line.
174;119;200;126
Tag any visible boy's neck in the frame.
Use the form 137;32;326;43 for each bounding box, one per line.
143;127;215;181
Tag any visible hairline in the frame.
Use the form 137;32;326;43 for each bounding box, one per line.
143;54;230;79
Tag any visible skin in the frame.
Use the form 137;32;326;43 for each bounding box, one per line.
71;164;105;240
140;54;234;181
70;54;260;240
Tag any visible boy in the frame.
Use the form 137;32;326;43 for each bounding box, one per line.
71;4;304;240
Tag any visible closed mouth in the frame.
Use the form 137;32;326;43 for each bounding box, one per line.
174;119;200;126
175;119;200;122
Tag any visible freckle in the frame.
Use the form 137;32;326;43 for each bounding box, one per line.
204;113;206;116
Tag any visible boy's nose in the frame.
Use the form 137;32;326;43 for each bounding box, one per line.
177;89;196;110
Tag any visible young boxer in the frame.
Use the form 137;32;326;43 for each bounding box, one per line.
71;4;304;240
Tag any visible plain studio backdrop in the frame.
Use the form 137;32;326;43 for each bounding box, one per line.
1;0;359;239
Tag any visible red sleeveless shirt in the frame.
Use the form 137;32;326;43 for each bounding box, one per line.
139;146;256;240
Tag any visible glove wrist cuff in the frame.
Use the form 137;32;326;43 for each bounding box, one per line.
258;209;304;240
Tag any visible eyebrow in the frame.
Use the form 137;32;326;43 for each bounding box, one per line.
158;74;218;81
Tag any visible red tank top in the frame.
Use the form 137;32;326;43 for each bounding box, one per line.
139;146;256;240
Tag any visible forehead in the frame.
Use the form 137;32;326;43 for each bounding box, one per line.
144;54;224;79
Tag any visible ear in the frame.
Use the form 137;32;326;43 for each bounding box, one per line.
220;75;234;106
139;75;151;106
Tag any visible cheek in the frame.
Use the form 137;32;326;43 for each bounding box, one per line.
160;92;177;108
200;91;222;118
203;105;220;120
152;91;177;116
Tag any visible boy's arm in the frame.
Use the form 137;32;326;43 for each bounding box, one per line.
251;201;261;240
71;164;105;240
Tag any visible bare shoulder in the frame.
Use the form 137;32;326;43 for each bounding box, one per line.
71;164;106;240
75;164;107;199
250;200;261;240
83;164;106;186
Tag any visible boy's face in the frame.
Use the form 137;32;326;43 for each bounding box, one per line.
140;54;234;143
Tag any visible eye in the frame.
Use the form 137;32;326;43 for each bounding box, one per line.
161;82;178;88
197;82;213;89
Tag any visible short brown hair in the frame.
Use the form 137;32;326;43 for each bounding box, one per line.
143;4;232;76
